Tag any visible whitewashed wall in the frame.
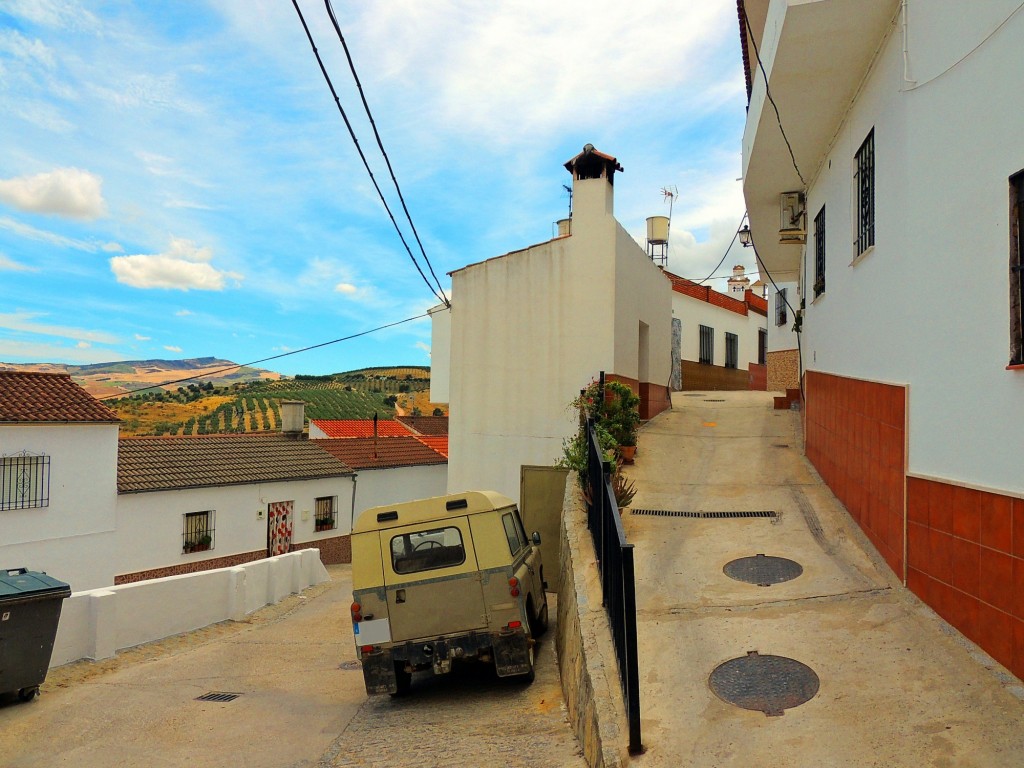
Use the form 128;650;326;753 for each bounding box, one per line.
795;0;1024;493
51;549;328;666
351;464;447;525
116;476;355;578
429;303;452;404
672;294;753;368
766;281;800;353
0;423;119;591
447;174;671;503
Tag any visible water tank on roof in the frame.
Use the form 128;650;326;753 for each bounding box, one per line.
646;216;669;244
556;218;572;237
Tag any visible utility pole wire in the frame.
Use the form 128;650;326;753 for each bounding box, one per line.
291;0;446;307
323;0;449;308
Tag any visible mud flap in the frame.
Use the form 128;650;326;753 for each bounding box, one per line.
361;651;397;695
492;632;531;677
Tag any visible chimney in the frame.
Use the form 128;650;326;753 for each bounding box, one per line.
280;400;305;439
564;144;622;221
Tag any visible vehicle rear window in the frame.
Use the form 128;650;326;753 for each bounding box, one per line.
502;512;524;556
390;526;466;574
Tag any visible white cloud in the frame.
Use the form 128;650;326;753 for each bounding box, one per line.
0;311;120;344
414;341;430;357
110;238;243;291
0;339;127;364
334;282;358;295
164;345;183;353
175;309;193;316
134;333;151;341
76;341;90;349
0;215;98;251
0;168;107;219
0;254;36;272
101;242;124;253
4;0;102;32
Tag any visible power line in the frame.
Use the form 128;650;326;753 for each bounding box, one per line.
322;0;449;307
95;311;431;402
693;213;747;285
740;3;806;188
290;0;448;308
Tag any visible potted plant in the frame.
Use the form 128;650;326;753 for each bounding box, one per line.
602;381;641;463
194;534;212;552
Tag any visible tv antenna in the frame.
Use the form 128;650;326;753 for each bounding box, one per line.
562;184;573;217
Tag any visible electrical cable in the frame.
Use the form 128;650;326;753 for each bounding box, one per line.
323;0;449;307
693;213;748;286
290;0;447;307
740;3;806;188
92;311;431;402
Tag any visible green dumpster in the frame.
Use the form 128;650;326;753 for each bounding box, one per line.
0;568;71;702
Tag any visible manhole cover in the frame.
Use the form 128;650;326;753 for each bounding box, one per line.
195;692;241;702
338;660;361;670
724;554;803;586
709;651;819;716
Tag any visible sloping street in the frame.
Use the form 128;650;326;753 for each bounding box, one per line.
624;391;1024;767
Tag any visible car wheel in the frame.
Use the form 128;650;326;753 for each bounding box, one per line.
391;663;412;697
18;687;38;702
528;596;549;639
519;647;536;685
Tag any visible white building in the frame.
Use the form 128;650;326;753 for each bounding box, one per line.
434;145;672;502
740;0;1024;679
0;372;120;591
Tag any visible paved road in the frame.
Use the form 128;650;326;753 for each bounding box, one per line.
623;392;1024;767
0;565;583;768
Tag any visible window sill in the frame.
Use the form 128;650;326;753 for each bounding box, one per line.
1007;363;1024;371
850;244;875;268
811;292;826;305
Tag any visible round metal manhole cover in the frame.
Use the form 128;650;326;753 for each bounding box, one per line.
724;553;803;586
709;651;819;716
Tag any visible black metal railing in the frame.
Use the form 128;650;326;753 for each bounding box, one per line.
584;415;642;754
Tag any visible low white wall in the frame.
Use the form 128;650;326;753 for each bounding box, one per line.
50;549;328;668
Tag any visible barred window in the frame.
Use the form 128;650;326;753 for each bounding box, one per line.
1;452;50;511
758;328;767;365
855;129;875;256
725;333;739;369
314;496;337;532
814;205;826;297
699;325;714;365
775;288;788;327
183;510;215;554
1011;170;1024;365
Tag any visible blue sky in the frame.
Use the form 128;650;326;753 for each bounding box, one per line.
0;0;752;375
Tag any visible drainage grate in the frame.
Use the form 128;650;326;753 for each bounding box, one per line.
632;509;777;520
724;554;803;586
704;399;725;402
709;651;819;716
682;393;706;397
772;443;790;448
195;692;242;703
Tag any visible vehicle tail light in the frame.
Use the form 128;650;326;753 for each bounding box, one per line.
507;620;522;630
360;645;374;654
351;602;362;622
508;577;520;597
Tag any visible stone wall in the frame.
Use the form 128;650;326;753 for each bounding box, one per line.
767;349;800;392
556;475;629;768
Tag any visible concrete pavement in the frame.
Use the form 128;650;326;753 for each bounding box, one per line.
622;391;1024;767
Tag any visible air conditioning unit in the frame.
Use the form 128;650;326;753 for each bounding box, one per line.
779;191;806;244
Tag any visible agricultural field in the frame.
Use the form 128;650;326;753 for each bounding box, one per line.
109;367;444;436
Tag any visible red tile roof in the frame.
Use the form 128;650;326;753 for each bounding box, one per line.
413;435;449;458
315;436;447;470
118;434;353;493
0;371;120;424
745;289;768;316
664;271;750;317
310;419;414;438
396;415;449;436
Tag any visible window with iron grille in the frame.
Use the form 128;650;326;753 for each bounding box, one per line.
855;129;875;255
699;325;714;365
758;328;767;365
725;333;739;369
1;452;50;511
775;288;788;327
314;496;336;532
183;510;215;554
814;205;826;297
1011;170;1024;365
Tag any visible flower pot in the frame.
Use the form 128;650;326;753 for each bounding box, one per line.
619;445;636;464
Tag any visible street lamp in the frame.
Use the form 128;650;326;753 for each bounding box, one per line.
738;224;753;248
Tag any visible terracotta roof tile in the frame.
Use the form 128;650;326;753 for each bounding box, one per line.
413;435;448;458
0;371;119;423
311;419;414;439
315;436;447;470
745;289;768;316
396;415;449;436
664;270;750;317
118;434;353;493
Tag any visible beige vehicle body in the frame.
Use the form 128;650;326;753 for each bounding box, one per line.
350;491;548;695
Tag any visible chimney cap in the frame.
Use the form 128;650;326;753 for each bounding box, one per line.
563;144;623;181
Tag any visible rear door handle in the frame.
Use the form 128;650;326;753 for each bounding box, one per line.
395;589;406;604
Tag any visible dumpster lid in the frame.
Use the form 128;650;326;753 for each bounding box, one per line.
0;568;71;599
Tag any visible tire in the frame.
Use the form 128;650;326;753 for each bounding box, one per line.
391;663;412;697
18;687;38;702
528;596;549;639
519;647;536;685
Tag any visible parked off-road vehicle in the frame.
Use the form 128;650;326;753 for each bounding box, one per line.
350;491;548;695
